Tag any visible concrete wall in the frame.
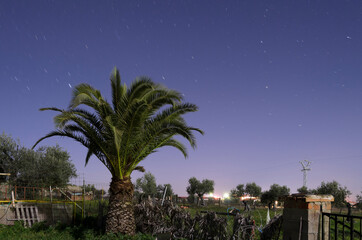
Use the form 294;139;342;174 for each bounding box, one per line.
282;194;333;240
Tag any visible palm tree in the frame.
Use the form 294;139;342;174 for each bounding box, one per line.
33;68;203;235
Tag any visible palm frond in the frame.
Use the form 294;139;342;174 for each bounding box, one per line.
34;68;203;180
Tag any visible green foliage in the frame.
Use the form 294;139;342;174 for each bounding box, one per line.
245;182;262;197
230;184;244;198
186;177;214;204
356;192;362;209
0;132;77;187
312;180;351;207
135;172;174;200
0;221;155;240
297;186;310;194
33;68;203;180
261;184;290;209
0;132;22;182
230;182;262;199
135;172;157;197
157;183;173;198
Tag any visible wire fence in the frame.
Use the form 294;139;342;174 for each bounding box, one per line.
0;185;108;202
0;180;110;225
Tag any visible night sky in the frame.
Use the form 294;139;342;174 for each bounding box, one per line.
1;1;362;199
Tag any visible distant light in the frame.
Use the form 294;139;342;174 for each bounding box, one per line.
208;192;214;197
223;193;230;199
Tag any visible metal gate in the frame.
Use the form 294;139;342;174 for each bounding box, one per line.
322;212;362;239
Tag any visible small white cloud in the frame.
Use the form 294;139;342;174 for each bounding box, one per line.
68;83;72;88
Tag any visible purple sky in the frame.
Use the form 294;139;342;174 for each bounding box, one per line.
1;1;362;199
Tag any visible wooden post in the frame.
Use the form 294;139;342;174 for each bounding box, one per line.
11;190;15;207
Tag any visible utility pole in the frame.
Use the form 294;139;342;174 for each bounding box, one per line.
300;160;311;188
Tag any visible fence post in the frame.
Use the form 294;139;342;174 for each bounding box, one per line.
321;212;325;240
82;179;85;219
281;194;334;240
73;202;76;224
350;218;354;240
50;186;54;223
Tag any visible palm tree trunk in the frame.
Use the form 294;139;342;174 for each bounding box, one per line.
105;177;135;235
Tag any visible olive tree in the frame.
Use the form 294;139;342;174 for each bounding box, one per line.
186;177;214;205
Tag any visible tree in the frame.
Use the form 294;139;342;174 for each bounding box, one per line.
231;182;261;198
186;177;214;205
17;145;77;188
135;172;157;198
0;133;76;187
186;177;199;203
261;184;290;209
245;182;262;197
157;183;174;199
297;186;310;194
231;183;262;211
312;181;351;207
356;192;362;209
196;179;214;205
230;184;245;198
33;68;203;235
0;132;24;183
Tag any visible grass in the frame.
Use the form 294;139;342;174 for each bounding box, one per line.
182;203;283;239
183;203;282;226
328;215;362;239
0;222;155;240
3;200;359;239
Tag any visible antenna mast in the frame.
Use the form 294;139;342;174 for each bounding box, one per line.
300;160;311;188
